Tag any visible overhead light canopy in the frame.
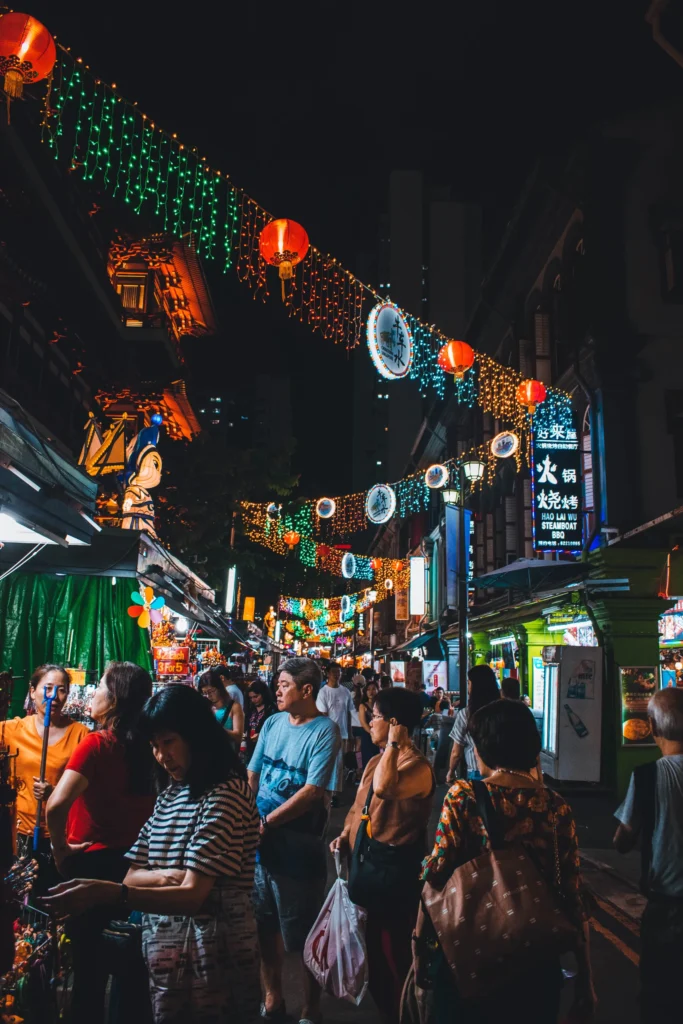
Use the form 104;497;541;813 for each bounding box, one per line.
0;511;57;545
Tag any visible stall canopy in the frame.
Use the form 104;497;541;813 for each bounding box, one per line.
0;389;98;548
473;558;588;592
394;629;442;659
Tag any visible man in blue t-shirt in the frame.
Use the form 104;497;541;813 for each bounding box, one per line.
248;657;341;1024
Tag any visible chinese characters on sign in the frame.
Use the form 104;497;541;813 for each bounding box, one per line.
366;302;414;379
532;418;582;552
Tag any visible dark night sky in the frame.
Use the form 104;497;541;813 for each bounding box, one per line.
29;0;683;495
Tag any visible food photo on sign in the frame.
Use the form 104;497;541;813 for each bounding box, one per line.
619;666;658;745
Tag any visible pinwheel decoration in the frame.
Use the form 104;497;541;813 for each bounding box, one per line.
127;586;165;629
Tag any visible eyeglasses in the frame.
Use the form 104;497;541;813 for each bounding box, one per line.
370;713;385;722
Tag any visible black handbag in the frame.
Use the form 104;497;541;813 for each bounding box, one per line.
347;777;424;914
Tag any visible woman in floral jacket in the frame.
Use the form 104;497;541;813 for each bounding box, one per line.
419;699;595;1024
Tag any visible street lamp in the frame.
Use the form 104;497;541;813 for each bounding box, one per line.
462;459;486;483
441;487;459;505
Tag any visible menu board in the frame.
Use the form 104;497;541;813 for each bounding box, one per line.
153;645;190;678
620;666;658;746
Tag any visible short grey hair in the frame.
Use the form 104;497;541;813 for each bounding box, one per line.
648;688;683;742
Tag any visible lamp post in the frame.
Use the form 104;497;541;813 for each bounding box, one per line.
443;460;485;705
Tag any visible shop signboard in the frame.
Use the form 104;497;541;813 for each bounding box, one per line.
395;587;409;621
390;661;406;686
620;666;658;746
423;660;448;691
532;416;582;552
154;645;190;678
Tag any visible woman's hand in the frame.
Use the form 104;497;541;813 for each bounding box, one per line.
329;833;349;856
51;841;92;873
387;719;410;747
445;769;456;784
41;878;117;916
32;778;53;801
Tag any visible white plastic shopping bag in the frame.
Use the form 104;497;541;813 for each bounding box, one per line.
303;851;369;1005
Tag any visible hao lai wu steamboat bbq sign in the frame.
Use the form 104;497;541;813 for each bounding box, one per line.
532;418;582;552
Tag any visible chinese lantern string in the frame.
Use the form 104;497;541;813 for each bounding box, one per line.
41;46;578;398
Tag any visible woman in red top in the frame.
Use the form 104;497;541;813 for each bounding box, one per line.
47;661;155;1024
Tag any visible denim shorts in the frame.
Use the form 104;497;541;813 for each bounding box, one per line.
252;861;326;953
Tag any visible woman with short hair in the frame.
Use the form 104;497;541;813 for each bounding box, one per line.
358;679;381;768
332;687;435;1024
45;683;260;1024
421;699;595;1023
446;664;501;783
245;679;277;759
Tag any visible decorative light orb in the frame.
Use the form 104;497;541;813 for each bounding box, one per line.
0;13;56;99
266;502;281;521
341;552;357;579
516;378;547;415
462;459;486;483
283;530;300;549
341;595;351;618
323;598;330;609
437;339;475;380
150;412;163;426
384;578;394;591
441;488;459;505
316;497;336;519
425;464;449;489
366;483;396;524
490;431;520;459
368;589;377;602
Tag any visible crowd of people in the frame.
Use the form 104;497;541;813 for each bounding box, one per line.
3;655;682;1024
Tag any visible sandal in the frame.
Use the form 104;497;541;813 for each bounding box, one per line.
260;1003;293;1023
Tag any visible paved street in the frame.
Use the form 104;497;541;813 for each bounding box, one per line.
281;784;644;1023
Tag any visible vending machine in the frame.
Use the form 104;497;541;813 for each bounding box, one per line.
539;646;603;783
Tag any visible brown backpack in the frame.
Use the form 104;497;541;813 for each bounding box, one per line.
421;781;578;1000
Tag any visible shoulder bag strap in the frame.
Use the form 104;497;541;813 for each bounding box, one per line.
472;780;505;850
360;775;375;840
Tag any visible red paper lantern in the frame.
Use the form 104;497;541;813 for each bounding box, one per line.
370;558;382;571
393;560;403;572
0;13;56;100
283;530;300;549
317;544;331;558
259;219;310;300
516;379;547;415
437;340;475;380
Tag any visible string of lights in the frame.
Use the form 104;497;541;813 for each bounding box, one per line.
40;45;574;411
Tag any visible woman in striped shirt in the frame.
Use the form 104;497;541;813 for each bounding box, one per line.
45;684;260;1023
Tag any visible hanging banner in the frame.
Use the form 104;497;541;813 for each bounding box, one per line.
445;504;472;610
395;588;409;621
532;415;582;552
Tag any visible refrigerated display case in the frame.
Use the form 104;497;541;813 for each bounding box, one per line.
538;646;603;783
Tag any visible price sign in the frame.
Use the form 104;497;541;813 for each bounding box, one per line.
153;645;190;677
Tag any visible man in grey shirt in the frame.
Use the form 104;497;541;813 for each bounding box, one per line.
613;687;683;1024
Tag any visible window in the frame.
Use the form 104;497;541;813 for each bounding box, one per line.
211;418;220;425
116;276;146;311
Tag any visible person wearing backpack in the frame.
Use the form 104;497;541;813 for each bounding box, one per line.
416;699;595;1024
613;687;683;1024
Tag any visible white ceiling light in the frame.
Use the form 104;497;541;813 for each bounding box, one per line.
0;512;57;544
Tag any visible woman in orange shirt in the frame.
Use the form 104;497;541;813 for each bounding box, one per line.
2;664;89;880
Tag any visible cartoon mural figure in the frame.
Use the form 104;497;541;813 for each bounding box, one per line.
121;414;163;537
264;605;277;638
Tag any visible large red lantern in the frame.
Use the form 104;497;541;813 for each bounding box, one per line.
516;379;547;415
0;13;56;101
259;218;310;300
437;340;475;380
283;530;300;550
